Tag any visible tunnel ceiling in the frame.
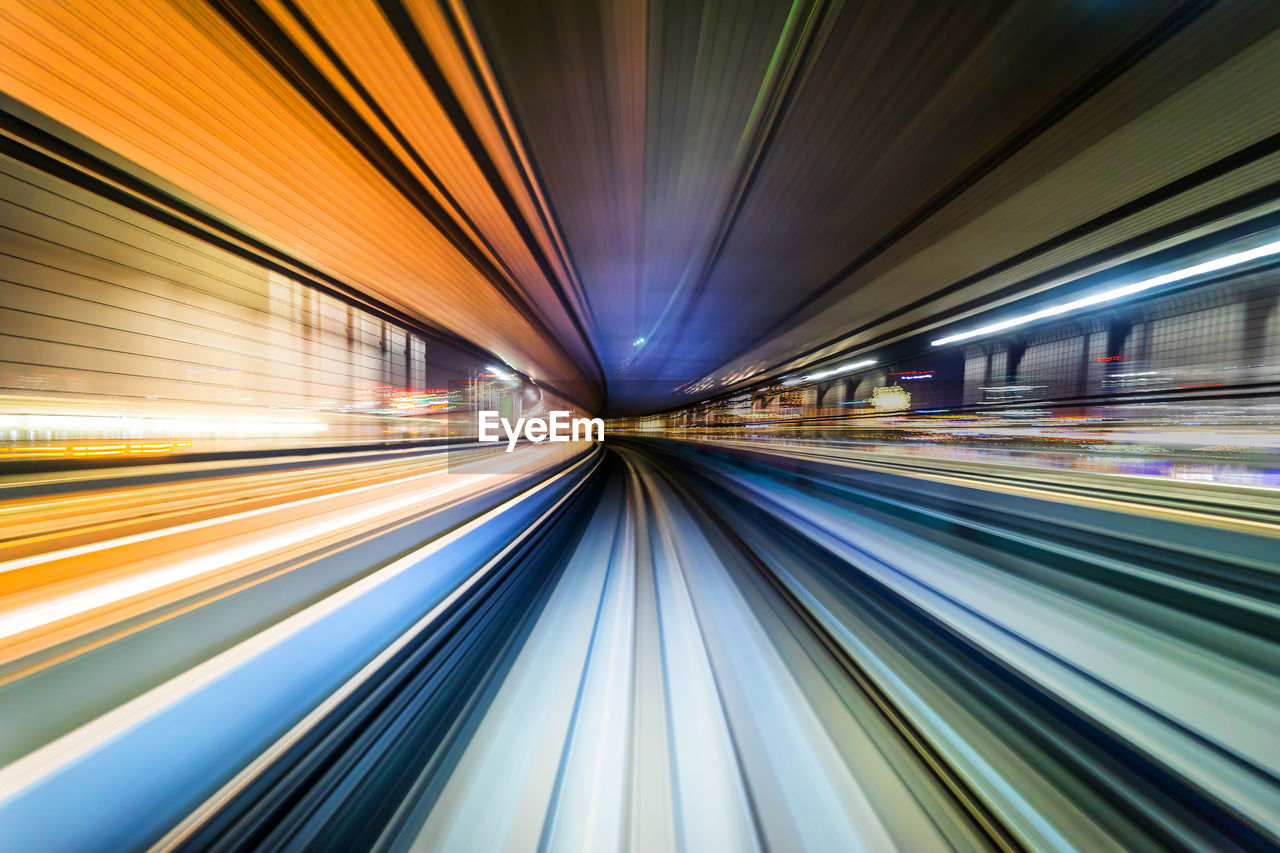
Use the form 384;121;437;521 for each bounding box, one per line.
3;1;1280;414
466;0;1280;414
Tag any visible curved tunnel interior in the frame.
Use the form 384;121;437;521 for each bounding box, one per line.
2;2;1280;851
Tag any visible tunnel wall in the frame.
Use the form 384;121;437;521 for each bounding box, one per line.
0;153;494;454
615;263;1280;432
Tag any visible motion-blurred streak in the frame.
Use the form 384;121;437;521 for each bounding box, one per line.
0;447;601;850
0;442;586;765
160;449;993;852
628;438;1280;850
377;438;1279;851
2;440;1275;848
0;442;579;657
683;436;1280;532
0;440;1257;849
0;0;599;395
3;1;1280;849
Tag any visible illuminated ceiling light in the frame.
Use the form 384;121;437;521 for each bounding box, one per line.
931;237;1280;347
802;358;877;381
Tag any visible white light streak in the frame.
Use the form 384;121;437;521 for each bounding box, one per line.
802;358;877;381
0;415;326;437
931;237;1280;347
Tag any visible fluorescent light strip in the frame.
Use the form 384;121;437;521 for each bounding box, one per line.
803;358;877;381
931;237;1280;347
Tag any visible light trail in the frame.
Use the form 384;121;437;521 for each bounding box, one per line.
0;475;477;640
0;439;1275;849
1;1;1279;848
0;443;581;667
0;467;453;575
931;237;1280;347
